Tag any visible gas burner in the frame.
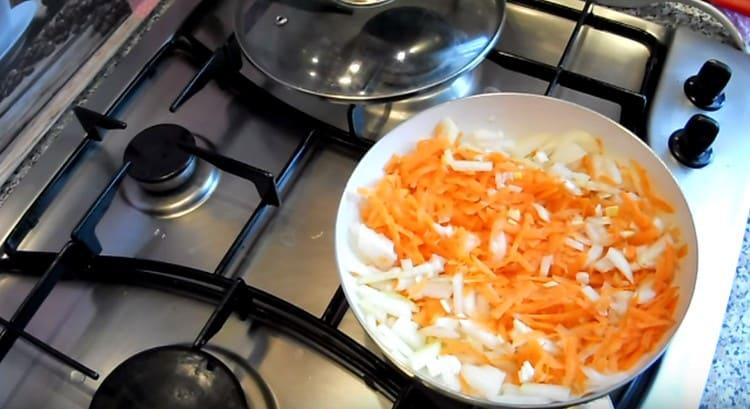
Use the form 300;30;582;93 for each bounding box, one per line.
89;345;249;409
124;124;198;192
121;125;220;218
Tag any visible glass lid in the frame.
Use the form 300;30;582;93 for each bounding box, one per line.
234;0;505;102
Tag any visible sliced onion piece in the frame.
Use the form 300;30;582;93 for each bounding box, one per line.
392;316;425;350
410;280;452;300
564;237;586;251
490;230;507;263
352;223;397;270
518;360;535;383
532;203;551;223
586;245;604;267
550;142;587;165
452;273;464;316
539;254;554;277
420;317;460;339
459;319;504;348
606;247;634;284
435;118;459;144
636;279;656;304
411;342;441;372
433;223;455;238
576;272;590;285
582;285;600;302
460;364;506;399
376;323;413;360
357;285;414;318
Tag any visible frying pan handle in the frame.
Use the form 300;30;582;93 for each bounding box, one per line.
595;0;747;52
712;0;750;18
675;0;748;51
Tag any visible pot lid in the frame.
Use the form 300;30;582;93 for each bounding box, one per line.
234;0;505;102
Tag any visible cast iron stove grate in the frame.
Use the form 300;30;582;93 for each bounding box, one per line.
0;1;666;408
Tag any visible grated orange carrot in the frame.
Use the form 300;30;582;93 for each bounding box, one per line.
357;123;684;395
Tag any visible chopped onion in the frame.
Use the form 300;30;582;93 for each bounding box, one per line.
450;159;494;173
513;318;533;335
518;360;535;383
606;247;634;283
508;208;522;222
392;316;425;350
539;254;554;277
460;364;506;399
635;237;667;269
444;149;494;172
411;343;441;371
427;354;458;378
475;293;490;317
376;323;413;359
585;220;610;245
586;245;604;267
532;203;551;222
358;257;442;285
653;217;665;232
533;151;550;164
507;184;523;193
395;276;415;291
572;232;592;246
636;279;656;304
495;172;512;188
433;223;455;238
538;337;560;354
602;156;623;185
564;237;585;251
410;280;452;300
461;129;514;153
605;205;620;217
550;142;587;164
459;320;504;348
420;317;460;339
357;285;414;318
452;273;464;316
359;297;387;322
464;233;481;253
490;230;507;263
593;256;614;272
611;290;633;315
576;272;590;285
463;290;477;318
542;280;559;288
435;118;459;144
352;224;397;270
582;285;600;302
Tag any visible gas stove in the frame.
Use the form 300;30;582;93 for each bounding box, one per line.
0;0;749;408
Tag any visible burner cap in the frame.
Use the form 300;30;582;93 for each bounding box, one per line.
90;346;248;409
124;124;197;184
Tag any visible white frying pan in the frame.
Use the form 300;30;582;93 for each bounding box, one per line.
334;94;698;408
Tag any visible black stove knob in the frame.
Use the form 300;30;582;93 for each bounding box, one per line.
669;114;719;168
684;59;731;111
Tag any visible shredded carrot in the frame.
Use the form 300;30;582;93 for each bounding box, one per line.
357;122;685;396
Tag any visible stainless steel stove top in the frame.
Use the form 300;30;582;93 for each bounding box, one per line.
1;1;749;408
